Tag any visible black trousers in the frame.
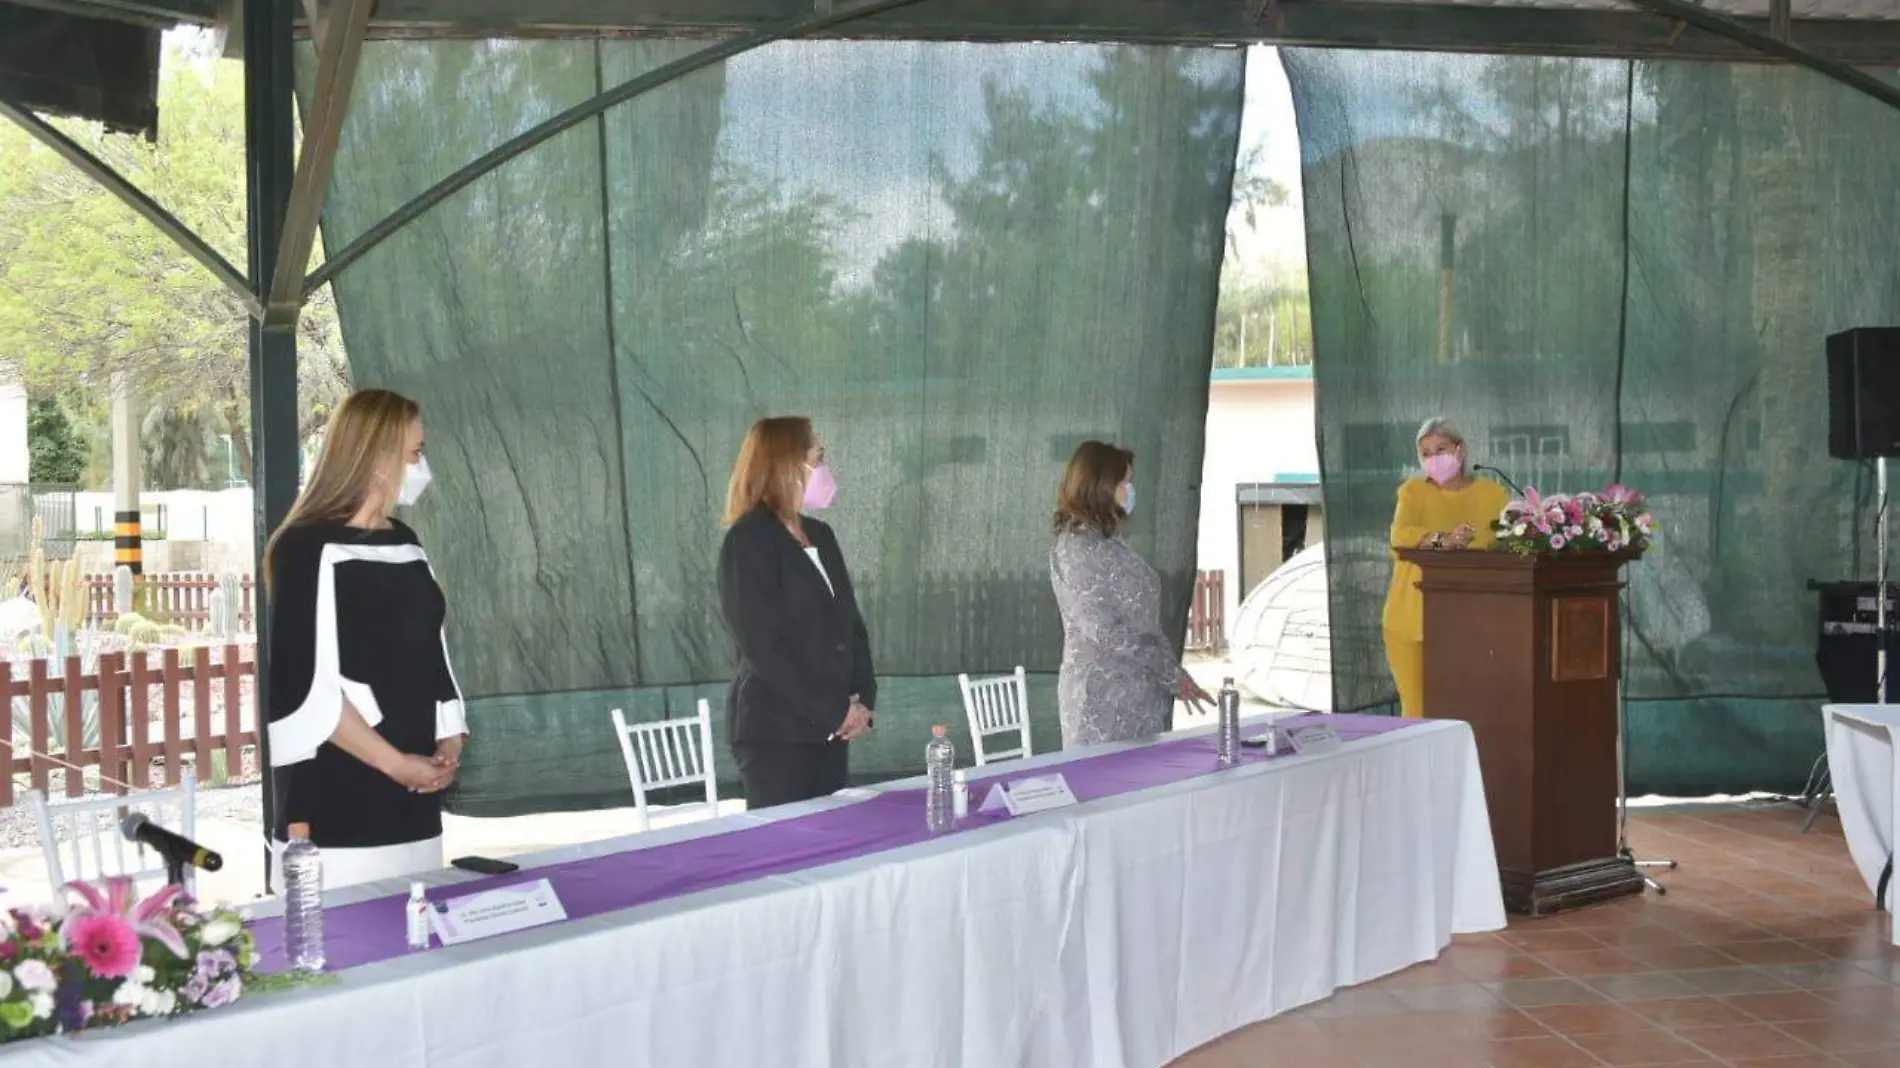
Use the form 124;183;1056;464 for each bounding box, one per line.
732;740;850;810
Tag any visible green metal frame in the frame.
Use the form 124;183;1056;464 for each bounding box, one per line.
243;0;298;877
1618;0;1900;112
302;0;931;293
0;98;261;317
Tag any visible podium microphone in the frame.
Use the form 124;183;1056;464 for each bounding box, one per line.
120;812;223;873
1473;463;1524;497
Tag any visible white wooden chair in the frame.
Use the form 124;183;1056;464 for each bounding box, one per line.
26;773;199;896
611;700;719;832
959;666;1032;766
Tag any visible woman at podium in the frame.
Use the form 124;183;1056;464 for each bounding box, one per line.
1382;418;1509;718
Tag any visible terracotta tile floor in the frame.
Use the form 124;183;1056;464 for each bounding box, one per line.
1172;803;1898;1068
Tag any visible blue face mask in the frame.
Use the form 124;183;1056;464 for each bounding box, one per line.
1122;483;1136;515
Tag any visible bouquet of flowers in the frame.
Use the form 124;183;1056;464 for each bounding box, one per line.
0;877;255;1043
1492;484;1655;557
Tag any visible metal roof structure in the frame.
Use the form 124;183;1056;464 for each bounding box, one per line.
9;0;1900;60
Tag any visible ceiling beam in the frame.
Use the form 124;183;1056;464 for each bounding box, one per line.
265;0;370;321
0;0;217;27
22;0;1900;65
319;1;1900;65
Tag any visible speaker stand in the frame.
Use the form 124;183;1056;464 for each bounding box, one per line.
1879;455;1890;710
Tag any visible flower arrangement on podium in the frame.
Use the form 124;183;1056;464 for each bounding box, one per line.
0;877;257;1043
1492;484;1654;557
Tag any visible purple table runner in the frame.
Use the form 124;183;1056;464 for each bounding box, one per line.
251;714;1421;974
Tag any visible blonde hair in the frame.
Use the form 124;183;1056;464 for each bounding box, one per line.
264;389;421;586
724;416;814;526
1416;417;1465;451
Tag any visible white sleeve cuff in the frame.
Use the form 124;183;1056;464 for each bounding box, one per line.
268;688;341;767
436;699;468;740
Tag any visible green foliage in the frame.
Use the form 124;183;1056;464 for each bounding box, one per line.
25;397;87;485
0;37;350;486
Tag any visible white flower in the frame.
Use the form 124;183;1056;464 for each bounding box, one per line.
153;990;176;1016
1513;524;1528;536
199;917;240;948
13;960;55;993
113;982;146;1008
28;993;53;1020
134;965;156;984
0;969;13;999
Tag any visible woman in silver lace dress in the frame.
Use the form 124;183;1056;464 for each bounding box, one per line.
1049;442;1211;747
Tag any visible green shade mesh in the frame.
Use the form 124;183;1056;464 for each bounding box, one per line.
300;40;1243;815
1282;49;1897;796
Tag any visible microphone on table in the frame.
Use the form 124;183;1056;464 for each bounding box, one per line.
120;812;223;875
1472;463;1524;497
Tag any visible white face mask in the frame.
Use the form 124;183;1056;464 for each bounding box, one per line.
396;456;433;507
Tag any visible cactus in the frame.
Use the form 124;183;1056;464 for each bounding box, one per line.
215;572;242;639
26;518;85;639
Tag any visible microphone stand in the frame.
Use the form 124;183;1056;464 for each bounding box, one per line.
1617;588;1675;894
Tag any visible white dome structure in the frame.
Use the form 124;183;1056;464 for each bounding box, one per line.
1229;545;1332;712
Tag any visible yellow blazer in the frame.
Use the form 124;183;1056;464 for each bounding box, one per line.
1381;476;1511;642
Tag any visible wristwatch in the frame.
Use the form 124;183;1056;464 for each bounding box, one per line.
1429;532;1445;549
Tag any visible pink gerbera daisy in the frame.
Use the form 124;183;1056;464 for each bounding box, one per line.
63;912;141;979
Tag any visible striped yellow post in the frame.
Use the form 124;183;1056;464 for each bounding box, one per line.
114;511;142;576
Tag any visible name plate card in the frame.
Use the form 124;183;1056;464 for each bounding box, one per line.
978;773;1079;817
1286;724;1343;756
429;878;568;946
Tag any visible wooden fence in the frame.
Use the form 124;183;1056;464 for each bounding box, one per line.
83;573;256;632
1187;570;1226;653
1;645;256;806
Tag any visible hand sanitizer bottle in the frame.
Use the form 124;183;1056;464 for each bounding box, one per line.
406;882;432;951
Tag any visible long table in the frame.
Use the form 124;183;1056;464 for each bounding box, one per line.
1823;703;1899;925
2;715;1504;1067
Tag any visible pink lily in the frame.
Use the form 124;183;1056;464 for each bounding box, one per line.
61;877;189;959
1602;483;1643;505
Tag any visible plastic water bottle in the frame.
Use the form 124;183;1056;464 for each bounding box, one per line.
926;725;956;832
282;823;326;972
1217;678;1242;766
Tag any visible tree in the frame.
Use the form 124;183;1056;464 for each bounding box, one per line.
26;396;86;485
0;35;349;487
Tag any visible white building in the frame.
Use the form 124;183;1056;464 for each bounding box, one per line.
1196;366;1320;639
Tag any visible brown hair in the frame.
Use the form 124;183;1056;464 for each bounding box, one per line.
1053;440;1134;537
263;389;421;586
724;416;815;525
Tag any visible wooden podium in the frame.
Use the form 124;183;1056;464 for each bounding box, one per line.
1397;548;1644;915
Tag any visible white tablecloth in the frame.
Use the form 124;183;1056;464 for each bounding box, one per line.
1823;703;1900;926
3;718;1503;1067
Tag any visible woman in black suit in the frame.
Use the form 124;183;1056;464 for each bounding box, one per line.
717;416;877;809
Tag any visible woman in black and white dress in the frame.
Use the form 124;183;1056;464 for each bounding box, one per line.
264;389;468;890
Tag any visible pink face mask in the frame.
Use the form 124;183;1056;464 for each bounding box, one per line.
802;463;838;510
1422;453;1462;486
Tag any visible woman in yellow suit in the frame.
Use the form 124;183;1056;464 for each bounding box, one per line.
1382;418;1510;718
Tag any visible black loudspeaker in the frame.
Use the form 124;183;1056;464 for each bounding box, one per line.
1827;328;1900;459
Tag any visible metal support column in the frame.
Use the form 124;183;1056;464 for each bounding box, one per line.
245;0;298;887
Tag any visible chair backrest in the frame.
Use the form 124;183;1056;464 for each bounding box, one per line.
611;699;719;832
27;773;198;896
959;666;1032;766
